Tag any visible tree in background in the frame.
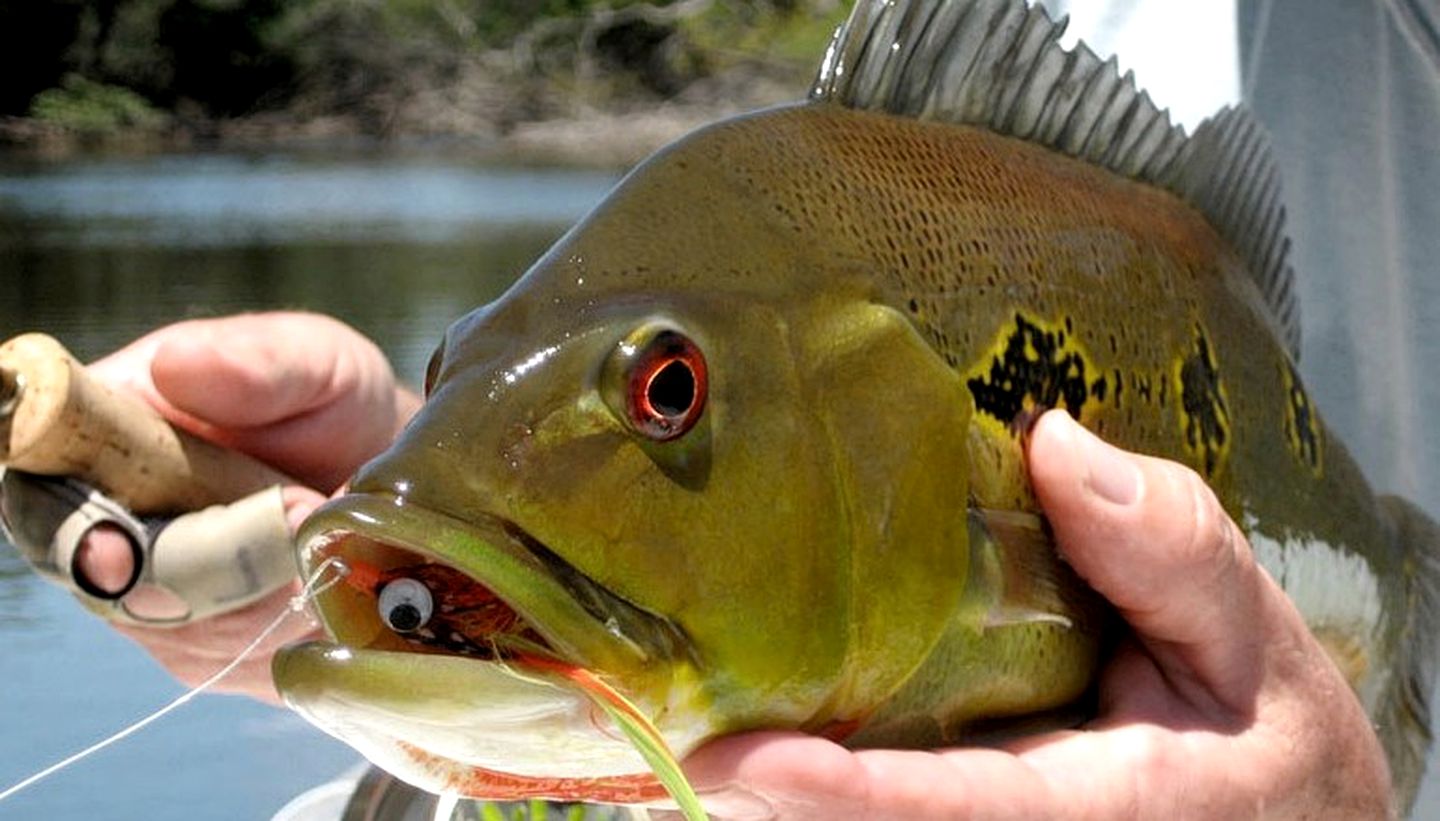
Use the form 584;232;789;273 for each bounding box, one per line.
0;0;839;139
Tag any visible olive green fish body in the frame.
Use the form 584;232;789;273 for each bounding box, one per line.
686;101;1419;752
634;100;1416;746
274;0;1439;810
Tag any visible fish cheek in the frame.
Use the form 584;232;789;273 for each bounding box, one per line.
634;419;712;492
797;302;973;717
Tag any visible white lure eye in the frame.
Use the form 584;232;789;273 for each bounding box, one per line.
377;578;434;633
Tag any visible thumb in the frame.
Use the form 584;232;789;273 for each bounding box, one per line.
1025;410;1276;715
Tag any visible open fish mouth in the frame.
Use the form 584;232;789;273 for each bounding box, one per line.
272;492;697;795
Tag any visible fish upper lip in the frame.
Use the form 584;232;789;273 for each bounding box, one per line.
295;491;690;671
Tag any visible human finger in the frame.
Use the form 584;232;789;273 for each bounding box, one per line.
72;524;137;596
1025;409;1283;715
682;731;1082;821
89;312;419;491
115;581;321;705
101;484;328;702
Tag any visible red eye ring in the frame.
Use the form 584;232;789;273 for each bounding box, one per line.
625;331;707;441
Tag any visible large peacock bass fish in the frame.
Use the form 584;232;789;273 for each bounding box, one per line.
272;0;1440;812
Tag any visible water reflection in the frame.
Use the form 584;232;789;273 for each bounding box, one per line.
0;154;620;248
0;152;617;821
0;155;619;379
0;546;40;630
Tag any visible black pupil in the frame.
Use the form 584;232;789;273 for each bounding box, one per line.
388;603;423;632
648;359;695;417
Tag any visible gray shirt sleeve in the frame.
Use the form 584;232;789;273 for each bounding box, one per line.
1241;0;1440;517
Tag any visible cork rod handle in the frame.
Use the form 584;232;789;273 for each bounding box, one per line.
0;333;293;515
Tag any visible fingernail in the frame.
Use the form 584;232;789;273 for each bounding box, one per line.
1074;421;1140;506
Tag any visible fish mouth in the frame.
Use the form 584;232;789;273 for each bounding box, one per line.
272;492;698;796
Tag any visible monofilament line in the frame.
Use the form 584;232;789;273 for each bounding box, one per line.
0;558;350;803
433;792;460;821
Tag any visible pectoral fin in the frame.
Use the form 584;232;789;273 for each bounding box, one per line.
969;507;1101;633
848;507;1107;748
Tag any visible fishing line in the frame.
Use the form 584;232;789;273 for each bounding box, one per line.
433;792;461;821
0;557;350;804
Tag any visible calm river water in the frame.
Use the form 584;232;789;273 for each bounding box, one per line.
0;150;618;820
0;149;1436;819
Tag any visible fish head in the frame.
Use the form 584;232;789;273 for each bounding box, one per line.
272;107;975;800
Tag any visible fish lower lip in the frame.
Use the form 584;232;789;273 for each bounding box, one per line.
271;643;664;784
279;495;718;798
277;494;702;793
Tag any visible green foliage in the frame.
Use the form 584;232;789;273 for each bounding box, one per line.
5;0;837;138
28;74;167;134
469;799;628;820
469;0;596;45
682;0;849;69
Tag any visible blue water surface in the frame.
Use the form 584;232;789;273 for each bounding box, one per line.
0;151;618;820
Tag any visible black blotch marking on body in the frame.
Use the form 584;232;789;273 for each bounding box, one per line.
967;313;1104;432
1177;324;1231;476
1282;360;1323;474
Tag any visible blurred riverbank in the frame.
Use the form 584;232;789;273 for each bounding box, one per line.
0;0;842;169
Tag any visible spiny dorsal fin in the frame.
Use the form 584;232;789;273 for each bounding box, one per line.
811;0;1301;358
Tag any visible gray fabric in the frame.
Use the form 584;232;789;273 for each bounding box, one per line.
1240;0;1440;518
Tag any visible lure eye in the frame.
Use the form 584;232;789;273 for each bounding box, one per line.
377;578;434;633
622;329;707;441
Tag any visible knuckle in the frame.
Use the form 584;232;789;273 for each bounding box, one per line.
1158;461;1243;582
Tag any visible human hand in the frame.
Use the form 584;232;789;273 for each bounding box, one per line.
78;312;420;702
683;409;1391;819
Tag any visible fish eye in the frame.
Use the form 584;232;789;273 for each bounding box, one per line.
377;578;434;633
608;327;708;441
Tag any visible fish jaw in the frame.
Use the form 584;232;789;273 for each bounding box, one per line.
274;644;666;789
273;492;713;799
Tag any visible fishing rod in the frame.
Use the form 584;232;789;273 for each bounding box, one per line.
0;332;292;513
0;332;300;626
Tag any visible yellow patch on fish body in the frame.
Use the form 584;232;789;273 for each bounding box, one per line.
1282;359;1325;477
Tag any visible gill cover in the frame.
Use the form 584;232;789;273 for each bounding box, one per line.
790;298;974;720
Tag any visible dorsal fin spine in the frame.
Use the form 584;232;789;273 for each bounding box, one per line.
1220;147;1264;232
1058;54;1118;156
812;0;1302;358
1031;48;1081;145
997;11;1064;137
1235;174;1279;259
1097;72;1146;164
